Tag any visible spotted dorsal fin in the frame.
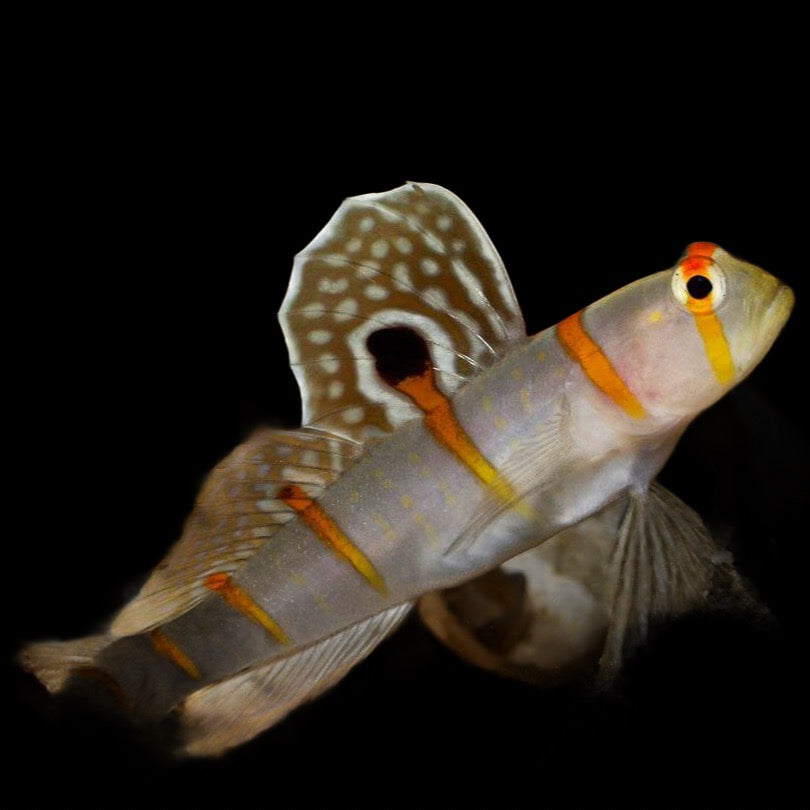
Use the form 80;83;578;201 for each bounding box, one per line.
110;428;360;636
279;182;526;443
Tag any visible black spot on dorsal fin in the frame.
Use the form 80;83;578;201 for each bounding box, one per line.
367;326;432;388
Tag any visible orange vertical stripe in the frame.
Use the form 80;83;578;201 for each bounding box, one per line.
205;573;291;644
394;369;518;505
149;628;201;679
557;311;646;419
678;248;735;384
692;313;735;383
278;486;387;595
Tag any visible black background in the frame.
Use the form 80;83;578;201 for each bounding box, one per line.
7;19;808;809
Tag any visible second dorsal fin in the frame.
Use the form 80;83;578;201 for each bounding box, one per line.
110;428;360;636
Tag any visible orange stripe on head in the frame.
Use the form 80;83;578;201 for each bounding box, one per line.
205;573;291;644
557;311;646;419
687;241;719;258
149;628;201;679
677;247;735;384
278;485;387;595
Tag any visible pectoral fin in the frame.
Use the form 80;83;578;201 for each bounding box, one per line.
598;482;720;679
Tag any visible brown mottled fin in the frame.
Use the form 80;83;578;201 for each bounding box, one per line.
178;602;413;756
110;428;360;636
279;182;526;443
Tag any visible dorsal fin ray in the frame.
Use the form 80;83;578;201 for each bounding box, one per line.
110;428;360;636
279;182;526;443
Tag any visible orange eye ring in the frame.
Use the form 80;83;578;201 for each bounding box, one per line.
671;261;727;314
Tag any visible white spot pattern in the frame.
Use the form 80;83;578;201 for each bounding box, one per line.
364;284;389;300
420;258;440;276
308;330;332;345
318;277;349;294
371;239;389;258
336;297;358;316
333;296;359;323
301;302;325;319
279;182;526;443
424;287;449;308
393;262;411;289
342;406;365;424
301;450;320;467
318;353;340;373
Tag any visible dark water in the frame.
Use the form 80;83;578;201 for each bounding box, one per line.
7;43;807;808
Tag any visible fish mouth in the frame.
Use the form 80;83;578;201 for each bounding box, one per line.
765;283;795;335
751;282;795;368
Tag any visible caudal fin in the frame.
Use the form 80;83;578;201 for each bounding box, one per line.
18;635;111;694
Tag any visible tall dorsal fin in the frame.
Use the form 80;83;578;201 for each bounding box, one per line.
279;182;526;443
110;428;360;636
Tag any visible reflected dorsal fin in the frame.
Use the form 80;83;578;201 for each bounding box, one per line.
279;182;526;443
110;428;360;636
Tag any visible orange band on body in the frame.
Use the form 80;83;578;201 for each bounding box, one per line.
395;370;517;504
205;573;291;645
679;243;735;384
149;628;201;679
278;485;387;595
557;311;646;419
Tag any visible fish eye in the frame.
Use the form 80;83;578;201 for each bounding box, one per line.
671;262;727;312
686;275;713;299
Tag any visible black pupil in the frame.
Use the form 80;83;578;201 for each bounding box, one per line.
686;275;713;299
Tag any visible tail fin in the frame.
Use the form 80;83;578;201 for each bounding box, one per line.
18;635;110;693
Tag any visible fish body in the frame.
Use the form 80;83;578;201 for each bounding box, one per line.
20;183;793;755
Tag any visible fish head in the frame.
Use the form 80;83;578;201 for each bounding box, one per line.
582;242;794;430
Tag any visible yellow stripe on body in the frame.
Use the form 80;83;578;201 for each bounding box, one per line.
394;369;537;520
556;310;646;419
278;485;388;595
396;371;517;504
149;628;201;679
205;573;291;645
681;244;735;384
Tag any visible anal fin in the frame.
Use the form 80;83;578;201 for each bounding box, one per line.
177;602;413;756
